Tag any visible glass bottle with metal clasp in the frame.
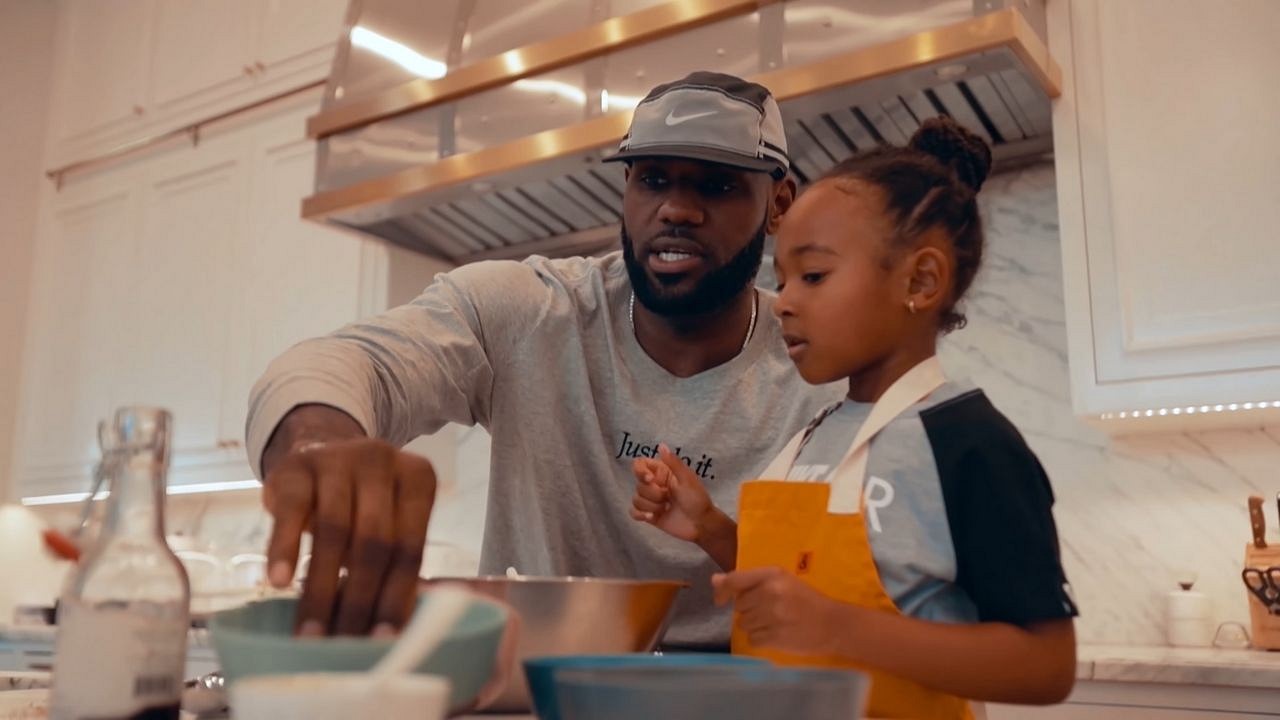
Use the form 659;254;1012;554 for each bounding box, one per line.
51;407;191;720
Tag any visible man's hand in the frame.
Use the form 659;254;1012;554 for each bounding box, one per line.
261;405;437;637
712;567;843;656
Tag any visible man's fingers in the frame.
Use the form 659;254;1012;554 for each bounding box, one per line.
333;447;396;635
373;453;436;633
264;457;314;589
295;463;354;635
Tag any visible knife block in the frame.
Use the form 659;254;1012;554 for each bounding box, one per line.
1244;544;1280;650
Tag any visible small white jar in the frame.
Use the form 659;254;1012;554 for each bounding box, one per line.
1165;581;1214;647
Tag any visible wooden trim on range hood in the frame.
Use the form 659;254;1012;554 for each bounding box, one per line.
302;8;1060;222
307;0;784;139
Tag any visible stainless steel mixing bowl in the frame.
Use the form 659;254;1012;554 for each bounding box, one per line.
423;575;687;712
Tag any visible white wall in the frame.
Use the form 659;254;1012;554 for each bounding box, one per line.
0;1;58;502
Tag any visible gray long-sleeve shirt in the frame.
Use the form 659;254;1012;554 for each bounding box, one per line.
246;251;840;644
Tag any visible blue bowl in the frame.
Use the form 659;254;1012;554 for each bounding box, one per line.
553;665;869;720
524;654;767;720
209;592;507;712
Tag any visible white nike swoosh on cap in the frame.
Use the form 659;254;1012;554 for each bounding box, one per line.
665;109;717;126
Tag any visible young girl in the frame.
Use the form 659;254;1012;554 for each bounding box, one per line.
630;117;1077;718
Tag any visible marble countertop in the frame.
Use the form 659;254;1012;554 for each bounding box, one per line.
1077;644;1280;689
7;626;1277;693
0;623;213;648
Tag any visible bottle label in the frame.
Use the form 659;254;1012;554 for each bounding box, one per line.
50;598;187;720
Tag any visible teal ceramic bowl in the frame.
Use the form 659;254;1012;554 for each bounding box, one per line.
524;654;768;720
553;665;869;720
208;593;507;712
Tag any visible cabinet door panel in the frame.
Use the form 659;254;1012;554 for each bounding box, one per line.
53;0;153;143
1078;0;1280;382
20;184;138;480
131;144;245;453
256;0;348;71
148;0;257;109
218;114;364;446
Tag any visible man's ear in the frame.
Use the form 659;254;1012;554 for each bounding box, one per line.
766;175;798;234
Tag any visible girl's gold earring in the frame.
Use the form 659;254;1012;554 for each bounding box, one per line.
907;299;917;314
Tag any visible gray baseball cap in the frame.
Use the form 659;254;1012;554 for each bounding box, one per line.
603;71;790;177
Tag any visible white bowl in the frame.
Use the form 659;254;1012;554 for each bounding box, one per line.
230;672;450;720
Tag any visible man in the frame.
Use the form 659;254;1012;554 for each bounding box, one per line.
247;71;842;645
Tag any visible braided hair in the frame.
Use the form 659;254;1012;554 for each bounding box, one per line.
821;116;992;333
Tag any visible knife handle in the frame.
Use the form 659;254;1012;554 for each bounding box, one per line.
1249;495;1268;549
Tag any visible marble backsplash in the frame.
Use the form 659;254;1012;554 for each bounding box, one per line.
29;162;1280;647
936;163;1280;645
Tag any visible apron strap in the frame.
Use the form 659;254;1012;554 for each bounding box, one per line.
827;356;946;514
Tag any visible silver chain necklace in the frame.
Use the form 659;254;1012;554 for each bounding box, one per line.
629;289;758;356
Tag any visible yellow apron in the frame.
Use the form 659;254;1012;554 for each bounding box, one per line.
734;357;973;720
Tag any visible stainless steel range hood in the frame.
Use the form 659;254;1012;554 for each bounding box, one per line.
305;0;1060;264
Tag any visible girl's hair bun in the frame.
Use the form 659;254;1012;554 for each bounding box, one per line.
908;116;992;192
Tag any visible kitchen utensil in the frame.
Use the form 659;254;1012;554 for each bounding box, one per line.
1242;566;1280;615
422;575;687;711
1243;541;1280;650
524;654;767;720
230;673;449;720
370;584;472;680
552;665;869;720
208;590;506;713
1248;495;1268;548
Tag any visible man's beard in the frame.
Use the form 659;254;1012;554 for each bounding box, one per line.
621;218;767;317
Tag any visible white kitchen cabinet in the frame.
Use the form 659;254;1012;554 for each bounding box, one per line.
48;0;155;151
16;170;141;484
128;132;246;456
148;0;260;112
47;0;347;166
1051;0;1280;429
256;0;351;79
147;0;348;117
17;131;249;494
216;107;369;453
15;95;449;498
